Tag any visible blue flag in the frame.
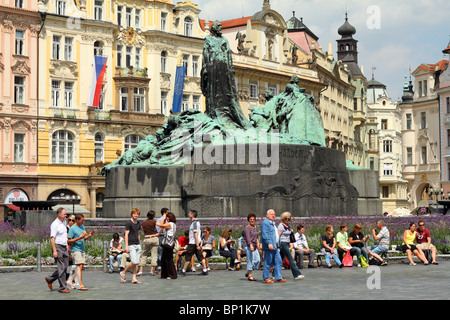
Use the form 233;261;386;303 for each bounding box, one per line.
172;66;186;113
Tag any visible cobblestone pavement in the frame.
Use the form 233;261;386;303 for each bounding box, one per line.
0;260;449;302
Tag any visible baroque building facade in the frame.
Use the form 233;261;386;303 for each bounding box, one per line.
36;0;211;216
0;0;40;221
400;55;448;209
366;75;408;213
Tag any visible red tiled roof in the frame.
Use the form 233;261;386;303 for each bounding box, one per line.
418;59;449;72
200;16;252;31
221;16;252;29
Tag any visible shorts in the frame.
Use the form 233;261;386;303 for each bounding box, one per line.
184;244;205;262
129;244;141;265
401;244;417;252
72;251;86;265
369;245;388;255
417;243;435;250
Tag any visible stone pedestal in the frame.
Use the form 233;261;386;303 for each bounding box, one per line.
103;144;359;218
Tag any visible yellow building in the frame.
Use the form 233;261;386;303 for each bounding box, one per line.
36;0;209;216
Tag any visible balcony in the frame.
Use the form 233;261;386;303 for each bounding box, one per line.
115;66;148;78
51;107;79;119
87;107;111;121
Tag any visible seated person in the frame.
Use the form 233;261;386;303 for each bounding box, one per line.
293;224;316;269
367;220;389;266
348;224;370;267
219;228;241;270
200;227;216;271
108;233;124;273
401;222;429;266
416;220;438;264
175;230;195;271
336;223;358;264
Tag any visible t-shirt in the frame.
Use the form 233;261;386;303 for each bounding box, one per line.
142;219;157;236
178;236;189;248
321;234;335;250
376;226;390;249
348;231;365;248
125;219;141;246
243;225;259;247
336;231;349;248
277;223;291;243
189;219;202;245
68;224;86;252
416;228;431;244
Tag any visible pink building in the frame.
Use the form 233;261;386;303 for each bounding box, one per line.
438;42;450;200
0;0;40;221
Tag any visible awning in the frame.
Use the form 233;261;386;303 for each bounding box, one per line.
5;204;20;211
54;204;92;215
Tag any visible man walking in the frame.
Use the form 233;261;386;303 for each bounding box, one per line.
45;207;71;293
261;209;285;283
181;210;208;276
67;214;94;291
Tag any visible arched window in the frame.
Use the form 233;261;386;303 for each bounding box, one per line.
124;134;142;152
161;51;167;73
52;130;75;164
95;133;104;162
184;16;193;36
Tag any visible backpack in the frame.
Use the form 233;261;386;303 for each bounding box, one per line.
369;258;381;266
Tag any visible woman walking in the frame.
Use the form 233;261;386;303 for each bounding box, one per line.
156;212;178;279
277;212;304;279
242;213;260;281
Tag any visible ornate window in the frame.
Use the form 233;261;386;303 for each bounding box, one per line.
52;130;75;164
184;16;193;36
14;76;25;104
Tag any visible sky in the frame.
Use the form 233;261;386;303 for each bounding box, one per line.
195;0;450;102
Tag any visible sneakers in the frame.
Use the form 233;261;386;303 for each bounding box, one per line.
381;261;388;266
294;275;305;280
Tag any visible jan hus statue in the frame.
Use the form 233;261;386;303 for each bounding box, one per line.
201;21;251;130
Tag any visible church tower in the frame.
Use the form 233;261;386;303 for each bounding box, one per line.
336;12;362;76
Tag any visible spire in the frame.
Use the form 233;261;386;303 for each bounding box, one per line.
263;0;270;11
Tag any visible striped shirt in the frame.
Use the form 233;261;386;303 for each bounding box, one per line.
377;226;390;249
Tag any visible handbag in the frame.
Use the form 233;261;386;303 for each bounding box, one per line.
343;251;353;267
289;232;296;243
360;255;369;268
161;224;176;249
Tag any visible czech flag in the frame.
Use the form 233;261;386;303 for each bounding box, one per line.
87;55;107;108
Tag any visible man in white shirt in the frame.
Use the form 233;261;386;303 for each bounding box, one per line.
181;210;208;276
45;207;71;293
294;224;316;269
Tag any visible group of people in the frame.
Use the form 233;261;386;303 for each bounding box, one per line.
44;206;440;293
44;207;94;293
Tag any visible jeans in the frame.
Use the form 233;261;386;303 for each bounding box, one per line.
279;242;302;278
263;248;283;281
109;254;123;271
352;246;369;263
324;251;341;266
244;246;260;271
369;245;388;255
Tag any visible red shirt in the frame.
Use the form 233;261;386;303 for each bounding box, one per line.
415;228;431;244
178;236;189;247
